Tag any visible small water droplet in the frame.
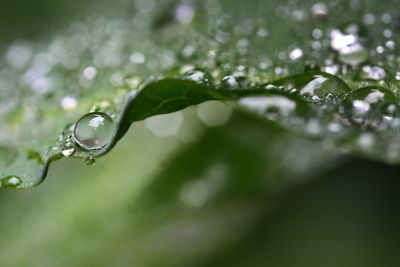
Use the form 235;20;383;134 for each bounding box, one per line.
359;65;387;81
73;112;115;150
1;176;22;188
175;3;195;24
363;14;376;25
289;48;303;61
311;3;329;18
61;96;77;111
85;154;96;166
129;52;146;64
357;133;374;150
83;66;97;80
220;75;240;89
61;148;75;157
183;68;213;86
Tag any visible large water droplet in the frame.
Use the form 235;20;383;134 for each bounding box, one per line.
73;112;115;150
272;72;350;104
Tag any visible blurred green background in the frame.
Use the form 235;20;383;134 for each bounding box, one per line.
1;1;400;266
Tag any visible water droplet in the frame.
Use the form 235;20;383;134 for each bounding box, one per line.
311;3;328;18
175;3;195;24
289;48;303;61
129;52;146;64
220;75;240;89
330;27;368;66
273;72;350;104
358;65;387;81
340;87;396;126
73;112;115;150
1;176;22;188
386;40;395;50
182;68;213;86
85;154;96;166
61;148;75;157
376;46;385;54
83;66;97;80
312;28;323;39
357;132;375;151
363;14;376;25
61;96;77;111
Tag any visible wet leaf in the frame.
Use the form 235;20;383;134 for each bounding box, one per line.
2;0;400;188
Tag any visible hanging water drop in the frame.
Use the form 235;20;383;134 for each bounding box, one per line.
73;112;115;150
85;154;96;166
1;176;22;188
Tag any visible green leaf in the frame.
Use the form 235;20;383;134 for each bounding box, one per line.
2;0;400;188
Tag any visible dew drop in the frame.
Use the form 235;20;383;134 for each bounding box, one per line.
83;66;97;80
330;27;368;66
1;176;22;188
129;52;146;64
73;112;115;150
61;148;75;157
85;154;96;166
289;48;303;61
220;75;240;89
182;68;213;86
359;65;387;81
273;72;350;104
340;87;396;126
357;133;375;151
311;3;328;18
61;96;77;111
175;3;195;24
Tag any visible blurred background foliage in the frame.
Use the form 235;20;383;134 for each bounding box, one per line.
1;0;400;266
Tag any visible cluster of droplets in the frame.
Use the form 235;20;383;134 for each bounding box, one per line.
53;110;116;165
